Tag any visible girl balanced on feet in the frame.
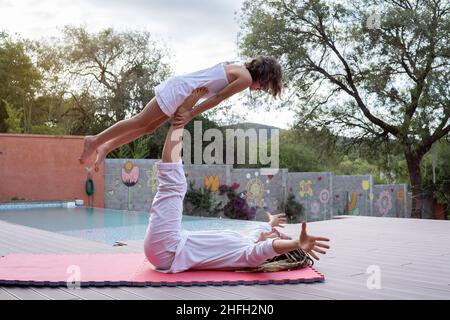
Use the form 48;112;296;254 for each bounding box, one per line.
78;56;283;171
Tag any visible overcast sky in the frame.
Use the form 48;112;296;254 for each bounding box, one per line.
0;0;296;128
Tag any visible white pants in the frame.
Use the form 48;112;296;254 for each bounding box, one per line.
144;161;279;273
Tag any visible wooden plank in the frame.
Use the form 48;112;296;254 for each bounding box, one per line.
120;287;186;300
174;286;251;300
268;282;372;300
0;221;116;254
0;287;19;300
0;223;137;256
26;287;81;300
59;288;115;300
322;275;448;300
159;287;223;300
208;285;300;300
2;287;50;300
87;287;148;300
215;284;333;300
121;286;251;300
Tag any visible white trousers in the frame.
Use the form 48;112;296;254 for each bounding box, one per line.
144;161;279;273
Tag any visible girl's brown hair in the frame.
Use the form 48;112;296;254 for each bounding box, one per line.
244;56;283;98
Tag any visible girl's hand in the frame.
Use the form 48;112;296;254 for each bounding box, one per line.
173;110;193;128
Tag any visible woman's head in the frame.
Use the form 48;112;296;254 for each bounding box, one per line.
244;56;283;98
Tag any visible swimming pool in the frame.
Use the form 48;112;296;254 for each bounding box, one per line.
0;207;264;245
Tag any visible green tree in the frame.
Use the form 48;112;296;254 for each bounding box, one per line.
422;139;450;211
4;101;22;133
239;0;450;218
60;26;172;129
0;33;41;133
280;141;320;172
0;99;8;133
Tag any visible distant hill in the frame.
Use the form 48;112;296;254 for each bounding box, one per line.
221;122;284;140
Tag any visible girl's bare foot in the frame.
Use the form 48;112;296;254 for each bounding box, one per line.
79;136;97;164
93;145;108;172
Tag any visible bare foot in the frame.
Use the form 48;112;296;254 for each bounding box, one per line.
93;145;108;172
78;136;97;164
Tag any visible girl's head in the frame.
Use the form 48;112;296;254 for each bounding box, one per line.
245;56;282;98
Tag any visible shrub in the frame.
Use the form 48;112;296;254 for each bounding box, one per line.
184;180;222;217
10;196;25;201
218;184;256;220
279;193;305;223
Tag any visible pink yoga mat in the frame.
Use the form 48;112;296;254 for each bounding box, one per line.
0;253;324;287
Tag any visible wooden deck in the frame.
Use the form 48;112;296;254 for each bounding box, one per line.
1;216;449;300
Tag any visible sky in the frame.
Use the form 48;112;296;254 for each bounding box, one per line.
0;0;296;128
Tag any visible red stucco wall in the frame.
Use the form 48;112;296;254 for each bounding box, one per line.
0;134;104;207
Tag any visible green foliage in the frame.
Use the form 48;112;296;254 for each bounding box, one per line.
108;135;151;160
60;26;172;129
184;181;222;217
422;140;450;207
0;33;42;133
5;101;23;133
335;156;379;175
280;142;320;172
0;99;8;133
30;124;65;135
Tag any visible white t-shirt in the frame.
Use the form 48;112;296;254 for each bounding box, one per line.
154;61;238;116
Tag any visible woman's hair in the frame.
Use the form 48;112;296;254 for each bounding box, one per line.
236;249;313;273
244;56;283;98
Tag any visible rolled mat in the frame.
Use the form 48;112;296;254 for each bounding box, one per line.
0;253;324;287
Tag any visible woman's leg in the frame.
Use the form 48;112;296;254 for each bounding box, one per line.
144;88;208;270
79;98;168;164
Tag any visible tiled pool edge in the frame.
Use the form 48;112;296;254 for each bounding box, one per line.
0;201;83;210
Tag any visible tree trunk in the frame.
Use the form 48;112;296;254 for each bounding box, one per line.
405;151;423;219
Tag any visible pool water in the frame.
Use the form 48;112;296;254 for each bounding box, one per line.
0;207;264;245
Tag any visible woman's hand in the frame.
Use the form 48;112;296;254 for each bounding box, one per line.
173;110;193;128
299;222;330;260
266;212;287;228
254;228;279;243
